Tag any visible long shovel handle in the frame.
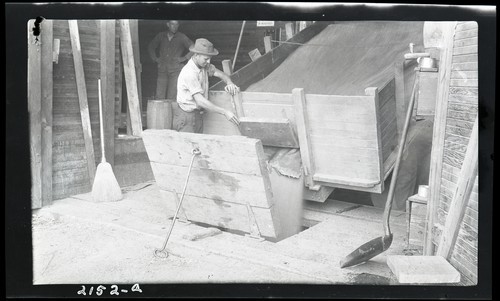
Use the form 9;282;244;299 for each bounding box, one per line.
382;68;420;236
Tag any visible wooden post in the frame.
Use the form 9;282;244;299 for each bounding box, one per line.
423;22;457;255
263;36;272;53
68;20;96;185
293;88;318;190
232;92;244;118
129;20;142;110
41;20;53;206
436;116;478;259
100;20;116;166
222;59;233;75
394;61;406;140
28;19;42;209
366;87;384;191
285;22;294;40
119;19;143;136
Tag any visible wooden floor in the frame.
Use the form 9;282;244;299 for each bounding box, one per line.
32;182;413;285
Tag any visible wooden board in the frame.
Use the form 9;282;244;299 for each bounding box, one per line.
387;255;460;284
238;117;299;148
41;20;54;206
28;19;42;209
424;22;458;255
142;129;284;239
303;185;334;202
119;20;142;136
68;20;96;185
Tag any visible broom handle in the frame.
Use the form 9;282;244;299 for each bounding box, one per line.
98;79;106;163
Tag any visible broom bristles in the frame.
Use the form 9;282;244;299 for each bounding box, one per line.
91;162;123;202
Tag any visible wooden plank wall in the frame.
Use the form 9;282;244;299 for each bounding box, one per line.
52;20;102;200
431;21;478;285
206;91;385;191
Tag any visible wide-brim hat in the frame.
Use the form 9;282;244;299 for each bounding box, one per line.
190;38;219;56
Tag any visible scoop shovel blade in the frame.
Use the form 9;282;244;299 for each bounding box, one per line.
340;234;393;268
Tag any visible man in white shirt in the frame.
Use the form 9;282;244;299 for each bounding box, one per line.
174;38;240;133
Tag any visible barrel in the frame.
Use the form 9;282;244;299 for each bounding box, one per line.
147;99;173;129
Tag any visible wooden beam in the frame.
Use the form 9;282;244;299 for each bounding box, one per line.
41;20;53;206
238;117;299;148
129;19;142;110
232;91;244;118
263;35;272;53
28;19;42;209
285;22;294;40
436;116;478;259
423;22;458;255
293;88;317;189
222;59;233;75
119;19;143;136
100;20;116;166
68;20;96;185
394;61;406;140
366;87;384;191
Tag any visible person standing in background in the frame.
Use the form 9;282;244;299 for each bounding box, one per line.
148;20;193;100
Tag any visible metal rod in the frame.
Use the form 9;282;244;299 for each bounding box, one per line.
155;148;201;257
232;21;246;71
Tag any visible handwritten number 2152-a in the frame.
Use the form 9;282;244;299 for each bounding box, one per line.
77;284;142;296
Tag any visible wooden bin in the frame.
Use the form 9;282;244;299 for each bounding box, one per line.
147;99;173;129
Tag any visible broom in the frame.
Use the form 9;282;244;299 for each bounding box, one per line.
91;79;123;202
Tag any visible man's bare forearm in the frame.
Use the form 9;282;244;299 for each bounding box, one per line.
193;94;225;115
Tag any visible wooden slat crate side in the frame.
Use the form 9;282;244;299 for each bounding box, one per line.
207;90;384;188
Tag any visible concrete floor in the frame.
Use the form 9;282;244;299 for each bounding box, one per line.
32;182;415;285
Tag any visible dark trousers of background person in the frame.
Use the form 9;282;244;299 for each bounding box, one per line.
156;69;181;100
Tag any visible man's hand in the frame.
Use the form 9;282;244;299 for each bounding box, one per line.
224;110;240;126
224;83;240;96
175;57;185;63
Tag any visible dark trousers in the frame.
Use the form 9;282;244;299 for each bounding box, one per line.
172;102;203;133
156;70;181;100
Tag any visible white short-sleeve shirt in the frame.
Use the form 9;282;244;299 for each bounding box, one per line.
176;58;216;112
